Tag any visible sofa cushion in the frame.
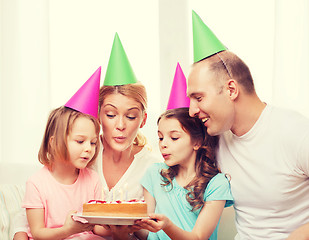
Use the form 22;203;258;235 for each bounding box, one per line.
0;184;25;240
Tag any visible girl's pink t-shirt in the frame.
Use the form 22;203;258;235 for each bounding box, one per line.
22;166;102;239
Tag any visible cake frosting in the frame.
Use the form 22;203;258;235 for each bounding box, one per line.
82;199;148;217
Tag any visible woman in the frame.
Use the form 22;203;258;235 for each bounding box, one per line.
93;83;161;239
93;83;160;201
92;33;161;239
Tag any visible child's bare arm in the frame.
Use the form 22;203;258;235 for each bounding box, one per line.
137;200;226;240
27;209;93;240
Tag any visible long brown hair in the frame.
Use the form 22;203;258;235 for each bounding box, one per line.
158;108;219;211
99;82;148;147
38;106;100;170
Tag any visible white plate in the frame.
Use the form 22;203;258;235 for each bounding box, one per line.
72;213;149;225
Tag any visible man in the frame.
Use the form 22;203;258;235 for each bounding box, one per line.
187;10;309;240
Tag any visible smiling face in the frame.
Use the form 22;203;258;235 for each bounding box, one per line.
188;61;235;136
157;117;197;168
99;93;146;152
66;116;98;169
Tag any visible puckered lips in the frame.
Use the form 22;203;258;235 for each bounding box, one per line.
80;156;90;161
113;136;126;143
162;153;171;160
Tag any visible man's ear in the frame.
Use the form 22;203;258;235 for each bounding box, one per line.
140;112;147;128
227;79;239;100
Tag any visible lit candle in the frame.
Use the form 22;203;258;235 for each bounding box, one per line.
103;186;109;201
119;188;124;201
123;183;128;201
112;188;116;202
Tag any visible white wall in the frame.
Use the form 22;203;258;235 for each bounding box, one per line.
1;0;50;168
273;0;309;115
1;0;309;166
158;0;190;110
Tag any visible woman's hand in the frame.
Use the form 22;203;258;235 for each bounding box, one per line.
13;232;29;240
101;224;142;240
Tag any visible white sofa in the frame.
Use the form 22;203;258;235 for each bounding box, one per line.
0;163;40;240
0;183;26;240
218;206;237;239
0;163;237;240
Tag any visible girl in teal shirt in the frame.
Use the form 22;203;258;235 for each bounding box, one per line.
135;108;233;240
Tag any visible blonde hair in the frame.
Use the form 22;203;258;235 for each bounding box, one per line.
38;106;100;170
99;82;147;147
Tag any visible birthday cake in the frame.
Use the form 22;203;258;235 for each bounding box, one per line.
82;199;148;218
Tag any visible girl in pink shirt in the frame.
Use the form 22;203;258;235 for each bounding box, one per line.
22;106;105;240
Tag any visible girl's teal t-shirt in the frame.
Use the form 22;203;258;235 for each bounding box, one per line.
140;162;233;240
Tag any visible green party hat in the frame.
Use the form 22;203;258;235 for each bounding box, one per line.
104;33;138;85
192;10;227;63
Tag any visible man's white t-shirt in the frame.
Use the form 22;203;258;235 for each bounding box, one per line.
217;104;309;240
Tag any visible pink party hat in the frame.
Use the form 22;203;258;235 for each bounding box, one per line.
167;63;190;110
65;67;101;118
